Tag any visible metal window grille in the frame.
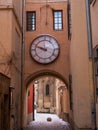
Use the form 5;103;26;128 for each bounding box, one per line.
53;10;63;30
27;12;36;31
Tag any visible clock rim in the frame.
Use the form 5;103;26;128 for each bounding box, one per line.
30;34;60;64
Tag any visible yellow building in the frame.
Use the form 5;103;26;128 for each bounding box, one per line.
69;0;94;129
10;0;98;129
0;0;22;130
0;0;98;130
35;77;57;113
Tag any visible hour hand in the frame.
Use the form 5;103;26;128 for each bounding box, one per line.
37;46;47;51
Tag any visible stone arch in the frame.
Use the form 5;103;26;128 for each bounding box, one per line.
22;69;69;126
25;69;68;88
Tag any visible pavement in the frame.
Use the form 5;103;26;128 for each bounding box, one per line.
24;112;72;130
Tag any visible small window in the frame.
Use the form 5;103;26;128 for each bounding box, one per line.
53;10;63;30
9;86;15;106
96;48;98;57
95;66;98;76
46;84;50;96
27;12;36;31
96;88;98;95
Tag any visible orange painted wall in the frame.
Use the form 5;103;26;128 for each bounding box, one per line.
28;85;34;114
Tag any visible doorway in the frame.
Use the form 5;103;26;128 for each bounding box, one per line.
27;75;69;123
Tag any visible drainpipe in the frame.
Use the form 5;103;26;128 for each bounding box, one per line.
86;0;93;58
21;0;25;129
86;0;96;129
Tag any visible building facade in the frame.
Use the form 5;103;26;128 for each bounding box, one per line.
90;0;98;129
0;0;98;130
0;0;22;130
69;0;98;129
23;0;69;127
15;0;98;129
35;77;57;114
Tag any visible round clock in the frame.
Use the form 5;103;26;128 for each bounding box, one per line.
30;35;60;64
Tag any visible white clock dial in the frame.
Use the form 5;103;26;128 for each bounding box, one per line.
30;35;60;64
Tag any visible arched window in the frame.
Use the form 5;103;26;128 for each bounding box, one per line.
46;84;50;96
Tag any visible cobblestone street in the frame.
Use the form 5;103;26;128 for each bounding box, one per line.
24;112;71;130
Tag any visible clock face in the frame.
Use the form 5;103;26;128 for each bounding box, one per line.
30;35;60;64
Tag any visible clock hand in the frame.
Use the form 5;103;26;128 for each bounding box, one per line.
37;46;47;51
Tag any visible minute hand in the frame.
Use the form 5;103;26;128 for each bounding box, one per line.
37;46;47;51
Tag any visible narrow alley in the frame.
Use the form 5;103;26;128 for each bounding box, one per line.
24;112;71;130
1;0;98;130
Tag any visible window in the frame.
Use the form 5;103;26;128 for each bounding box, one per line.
9;86;15;107
53;10;63;30
96;48;98;57
46;84;50;96
27;12;36;31
95;66;98;76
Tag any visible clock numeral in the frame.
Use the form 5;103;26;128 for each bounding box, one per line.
39;37;45;42
53;42;59;48
31;50;36;56
33;39;39;45
39;58;45;63
51;55;56;61
31;49;35;51
31;44;36;49
45;59;50;63
45;36;50;41
54;49;59;56
49;38;53;43
34;55;39;61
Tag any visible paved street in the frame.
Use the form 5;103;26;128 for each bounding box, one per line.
24;112;71;130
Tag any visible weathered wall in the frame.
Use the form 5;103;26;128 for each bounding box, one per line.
13;0;22;26
10;11;22;130
0;0;22;26
90;1;98;129
23;1;69;126
36;77;56;113
90;1;98;48
0;0;12;5
0;1;22;130
0;9;12;76
24;1;69;82
0;73;10;130
70;0;92;129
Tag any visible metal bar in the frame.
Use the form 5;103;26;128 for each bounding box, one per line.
86;0;93;58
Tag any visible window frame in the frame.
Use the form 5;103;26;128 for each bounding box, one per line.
53;10;63;31
26;11;36;31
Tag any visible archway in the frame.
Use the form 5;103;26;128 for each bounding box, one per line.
22;70;69;127
25;70;68;87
